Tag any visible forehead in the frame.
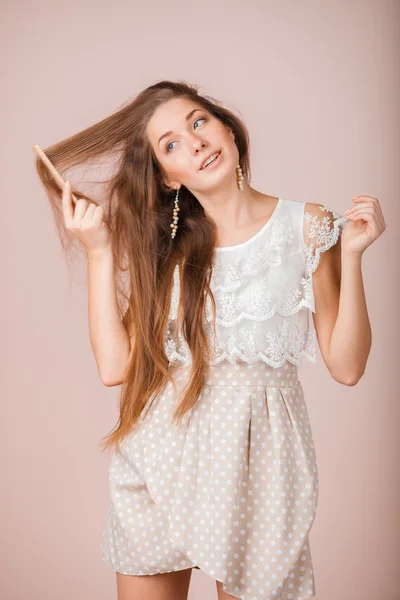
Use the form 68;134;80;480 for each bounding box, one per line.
146;97;206;146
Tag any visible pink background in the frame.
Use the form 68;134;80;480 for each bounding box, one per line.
2;0;399;598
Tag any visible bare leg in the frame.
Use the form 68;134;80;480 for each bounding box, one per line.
216;579;239;600
116;568;193;600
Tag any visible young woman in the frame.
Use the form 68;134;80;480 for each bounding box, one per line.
36;80;385;600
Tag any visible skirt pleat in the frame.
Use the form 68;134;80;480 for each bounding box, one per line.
101;360;319;600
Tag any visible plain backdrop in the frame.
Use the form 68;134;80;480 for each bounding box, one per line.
1;0;399;599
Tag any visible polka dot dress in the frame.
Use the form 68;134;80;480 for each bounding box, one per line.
101;359;319;600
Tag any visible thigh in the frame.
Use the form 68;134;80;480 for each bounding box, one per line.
116;568;193;600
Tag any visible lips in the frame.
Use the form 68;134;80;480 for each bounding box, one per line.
200;150;221;170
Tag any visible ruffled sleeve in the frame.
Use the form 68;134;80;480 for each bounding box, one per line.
303;202;349;275
298;202;348;362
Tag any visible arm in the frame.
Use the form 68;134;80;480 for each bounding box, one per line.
311;232;371;385
304;202;372;386
87;245;134;386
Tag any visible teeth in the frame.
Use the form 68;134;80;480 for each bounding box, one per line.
201;152;220;169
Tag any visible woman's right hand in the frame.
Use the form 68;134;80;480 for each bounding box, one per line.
62;180;111;254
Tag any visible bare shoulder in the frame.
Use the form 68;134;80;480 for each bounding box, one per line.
304;201;325;217
256;192;280;205
255;193;280;218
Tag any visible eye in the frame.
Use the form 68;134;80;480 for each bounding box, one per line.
193;117;206;129
165;117;207;152
166;141;176;153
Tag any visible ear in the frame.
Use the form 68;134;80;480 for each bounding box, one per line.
163;178;179;191
159;172;177;190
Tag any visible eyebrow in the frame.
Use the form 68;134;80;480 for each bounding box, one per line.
157;108;204;146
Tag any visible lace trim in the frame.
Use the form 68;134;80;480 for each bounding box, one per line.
165;201;347;368
210;211;295;292
303;204;348;274
165;314;317;368
204;269;313;327
169;211;309;325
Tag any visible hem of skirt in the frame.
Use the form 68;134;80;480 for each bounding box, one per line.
103;556;316;599
102;555;199;576
212;576;317;600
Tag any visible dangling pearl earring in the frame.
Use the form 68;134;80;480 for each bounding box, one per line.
236;164;244;190
170;187;180;238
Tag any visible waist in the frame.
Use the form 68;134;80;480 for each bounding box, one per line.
170;359;301;389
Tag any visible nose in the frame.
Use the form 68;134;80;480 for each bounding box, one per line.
190;136;207;154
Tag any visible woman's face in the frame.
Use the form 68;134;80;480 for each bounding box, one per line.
146;96;238;194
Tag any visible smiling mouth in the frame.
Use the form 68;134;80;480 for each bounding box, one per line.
200;150;222;170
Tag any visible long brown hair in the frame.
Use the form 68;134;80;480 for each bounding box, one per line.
35;80;251;453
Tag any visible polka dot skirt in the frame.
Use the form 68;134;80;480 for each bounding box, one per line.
101;360;319;600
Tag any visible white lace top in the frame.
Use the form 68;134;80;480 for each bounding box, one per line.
164;197;349;368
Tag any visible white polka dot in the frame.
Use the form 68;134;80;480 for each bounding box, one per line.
101;359;317;599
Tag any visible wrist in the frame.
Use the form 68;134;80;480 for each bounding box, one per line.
86;244;113;261
341;248;363;265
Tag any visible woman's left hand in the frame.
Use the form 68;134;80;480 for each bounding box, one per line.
342;195;386;255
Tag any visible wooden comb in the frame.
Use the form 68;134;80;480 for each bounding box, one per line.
32;144;79;206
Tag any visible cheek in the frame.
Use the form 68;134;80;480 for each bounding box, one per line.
217;128;237;157
226;129;237;147
165;156;196;182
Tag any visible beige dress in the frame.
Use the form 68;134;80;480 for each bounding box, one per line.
101;197;348;600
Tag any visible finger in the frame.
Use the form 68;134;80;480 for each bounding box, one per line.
92;205;105;227
346;200;373;210
344;201;373;215
73;198;90;221
81;202;97;223
349;206;385;229
62;181;74;226
345;201;379;220
347;208;384;231
350;195;378;202
347;206;373;217
350;195;383;214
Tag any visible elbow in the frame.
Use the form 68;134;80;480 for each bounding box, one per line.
99;349;132;387
327;352;369;387
341;375;362;387
99;370;125;387
101;377;123;387
333;369;365;386
100;376;122;387
98;357;130;387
